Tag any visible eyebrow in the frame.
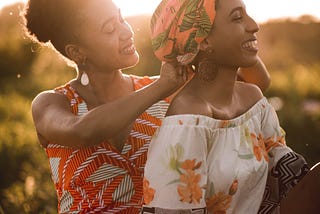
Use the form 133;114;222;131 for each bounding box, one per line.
101;8;121;29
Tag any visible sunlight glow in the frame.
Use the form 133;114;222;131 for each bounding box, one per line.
114;0;161;16
245;0;320;23
1;0;320;23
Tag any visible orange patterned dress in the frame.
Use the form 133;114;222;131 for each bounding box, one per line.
45;75;169;213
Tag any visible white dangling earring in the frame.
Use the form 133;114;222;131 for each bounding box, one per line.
78;59;89;86
80;72;89;86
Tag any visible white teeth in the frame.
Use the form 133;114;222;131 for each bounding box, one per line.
123;45;135;54
242;40;258;49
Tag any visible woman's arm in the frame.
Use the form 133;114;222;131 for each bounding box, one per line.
32;62;188;148
237;56;271;92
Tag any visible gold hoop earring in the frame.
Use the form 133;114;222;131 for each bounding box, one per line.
197;58;218;82
205;48;213;55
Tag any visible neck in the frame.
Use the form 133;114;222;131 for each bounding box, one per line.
192;66;238;106
77;69;133;104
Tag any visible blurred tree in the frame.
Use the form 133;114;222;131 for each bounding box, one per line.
258;18;320;69
0;3;38;95
0;93;57;213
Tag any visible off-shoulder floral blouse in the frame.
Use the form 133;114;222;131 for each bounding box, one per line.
143;97;308;214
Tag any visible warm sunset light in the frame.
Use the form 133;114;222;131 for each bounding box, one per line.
114;0;161;16
113;0;320;22
1;0;320;23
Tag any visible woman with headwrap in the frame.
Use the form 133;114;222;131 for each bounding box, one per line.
24;0;270;212
143;0;309;213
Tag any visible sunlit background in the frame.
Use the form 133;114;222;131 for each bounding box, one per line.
1;0;320;22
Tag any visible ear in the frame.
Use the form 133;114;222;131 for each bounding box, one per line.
65;44;86;65
199;38;211;52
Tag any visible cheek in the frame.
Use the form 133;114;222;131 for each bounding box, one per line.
95;40;119;59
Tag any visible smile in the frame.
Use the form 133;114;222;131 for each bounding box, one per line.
241;40;258;52
121;44;136;55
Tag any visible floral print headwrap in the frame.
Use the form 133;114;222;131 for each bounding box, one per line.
150;0;216;65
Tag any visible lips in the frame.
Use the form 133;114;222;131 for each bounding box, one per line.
241;39;258;52
120;42;136;55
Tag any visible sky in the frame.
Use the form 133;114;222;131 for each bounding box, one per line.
1;0;320;23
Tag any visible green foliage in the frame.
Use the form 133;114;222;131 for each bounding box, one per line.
258;17;320;166
0;3;319;213
258;17;320;69
0;93;57;213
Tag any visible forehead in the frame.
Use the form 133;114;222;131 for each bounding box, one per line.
80;0;119;23
216;0;246;14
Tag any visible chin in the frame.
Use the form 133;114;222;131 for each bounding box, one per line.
242;56;258;67
123;53;140;69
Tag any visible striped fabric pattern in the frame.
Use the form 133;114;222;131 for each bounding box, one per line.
46;75;169;213
258;152;309;214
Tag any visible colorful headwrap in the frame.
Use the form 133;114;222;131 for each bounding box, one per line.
150;0;216;65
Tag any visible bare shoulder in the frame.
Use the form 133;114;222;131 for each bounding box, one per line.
31;90;69;119
166;91;212;117
236;81;264;106
32;90;68;108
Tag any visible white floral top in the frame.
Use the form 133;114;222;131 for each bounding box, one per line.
143;97;293;214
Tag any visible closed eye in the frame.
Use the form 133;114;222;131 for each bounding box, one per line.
232;16;243;22
102;23;115;34
230;7;244;22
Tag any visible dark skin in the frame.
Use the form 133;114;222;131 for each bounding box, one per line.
167;0;263;120
167;0;318;212
31;0;188;151
31;0;270;152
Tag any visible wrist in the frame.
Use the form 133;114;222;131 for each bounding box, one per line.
151;79;175;100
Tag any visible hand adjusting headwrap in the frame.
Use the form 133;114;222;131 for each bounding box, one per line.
150;0;216;65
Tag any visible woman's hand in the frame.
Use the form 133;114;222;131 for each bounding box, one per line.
156;61;189;98
237;56;271;93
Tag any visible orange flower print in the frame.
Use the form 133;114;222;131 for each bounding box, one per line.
143;178;155;205
206;192;232;214
265;135;285;152
206;179;238;213
181;159;202;171
179;120;183;125
251;133;268;162
177;159;203;204
220;120;230;128
264;137;278;152
277;135;285;145
228;179;238;196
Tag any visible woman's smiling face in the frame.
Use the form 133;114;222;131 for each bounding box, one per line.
75;0;139;72
204;0;260;68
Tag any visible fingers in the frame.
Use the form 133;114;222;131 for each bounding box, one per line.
176;64;191;84
182;66;189;82
160;61;190;85
162;60;178;68
177;64;184;76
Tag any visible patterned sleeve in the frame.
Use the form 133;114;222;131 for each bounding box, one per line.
258;103;309;214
